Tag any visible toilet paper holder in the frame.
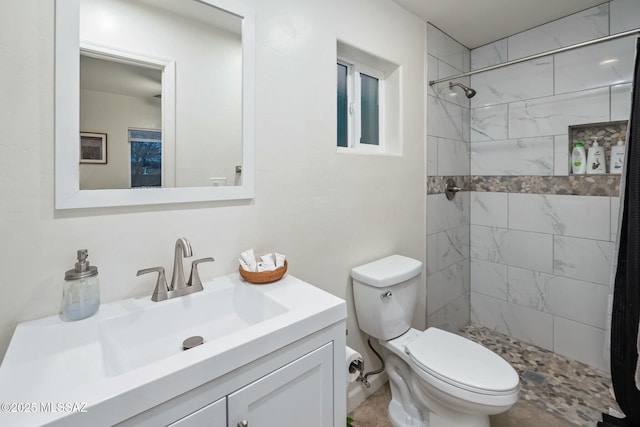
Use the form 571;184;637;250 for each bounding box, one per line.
349;358;364;376
348;339;386;388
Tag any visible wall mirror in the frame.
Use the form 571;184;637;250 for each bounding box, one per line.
55;0;255;209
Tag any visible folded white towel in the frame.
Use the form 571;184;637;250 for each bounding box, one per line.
239;249;285;272
240;249;257;272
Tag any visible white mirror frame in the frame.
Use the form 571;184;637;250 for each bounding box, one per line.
55;0;255;209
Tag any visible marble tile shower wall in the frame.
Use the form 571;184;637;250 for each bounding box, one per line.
470;193;618;371
469;1;639;176
467;0;640;372
426;24;471;333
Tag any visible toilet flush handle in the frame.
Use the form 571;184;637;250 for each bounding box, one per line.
380;291;392;299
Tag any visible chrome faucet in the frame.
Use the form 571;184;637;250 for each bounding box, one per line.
137;238;215;302
170;237;192;291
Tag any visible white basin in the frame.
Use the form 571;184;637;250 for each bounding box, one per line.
0;274;346;427
99;282;287;376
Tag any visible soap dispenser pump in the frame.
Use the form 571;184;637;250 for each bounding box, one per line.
610;139;626;174
586;137;606;174
62;249;100;321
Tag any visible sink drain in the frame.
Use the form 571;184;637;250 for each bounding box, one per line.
183;336;204;351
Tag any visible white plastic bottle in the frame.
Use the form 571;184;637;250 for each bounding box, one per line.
610;139;626;175
586;137;605;174
571;142;586;174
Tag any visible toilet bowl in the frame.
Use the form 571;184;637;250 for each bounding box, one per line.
352;255;519;427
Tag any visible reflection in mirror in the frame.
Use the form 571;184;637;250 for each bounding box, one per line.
80;55;163;189
79;0;243;189
54;0;255;208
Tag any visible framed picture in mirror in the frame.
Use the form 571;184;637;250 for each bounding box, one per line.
80;132;107;164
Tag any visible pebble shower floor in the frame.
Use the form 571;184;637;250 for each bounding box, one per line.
459;324;619;425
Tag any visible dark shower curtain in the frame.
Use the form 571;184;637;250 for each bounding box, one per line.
600;38;640;427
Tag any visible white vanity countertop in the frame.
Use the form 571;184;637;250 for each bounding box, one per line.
0;274;346;426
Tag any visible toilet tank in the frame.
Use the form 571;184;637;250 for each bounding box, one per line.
351;255;423;341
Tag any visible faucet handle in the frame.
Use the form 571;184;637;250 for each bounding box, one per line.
188;257;215;290
137;267;169;302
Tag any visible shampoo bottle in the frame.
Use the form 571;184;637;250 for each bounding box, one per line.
571;142;586;174
610;139;626;175
586;137;605;174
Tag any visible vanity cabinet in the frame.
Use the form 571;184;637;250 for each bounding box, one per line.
0;274;346;427
227;343;333;427
168;343;333;427
168;398;226;427
118;324;342;427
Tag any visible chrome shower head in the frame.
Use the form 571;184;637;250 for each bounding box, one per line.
449;82;476;99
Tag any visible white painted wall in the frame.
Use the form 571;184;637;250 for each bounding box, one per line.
0;0;426;407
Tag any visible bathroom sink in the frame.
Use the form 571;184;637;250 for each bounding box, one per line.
99;282;288;376
0;274;346;427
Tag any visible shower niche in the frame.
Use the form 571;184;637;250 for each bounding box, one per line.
568;120;627;175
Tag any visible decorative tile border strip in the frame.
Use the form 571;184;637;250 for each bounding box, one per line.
470;175;621;197
428;175;621;197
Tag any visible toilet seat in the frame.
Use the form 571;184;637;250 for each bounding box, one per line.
405;328;519;396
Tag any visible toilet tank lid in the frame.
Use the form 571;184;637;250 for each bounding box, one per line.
351;255;422;288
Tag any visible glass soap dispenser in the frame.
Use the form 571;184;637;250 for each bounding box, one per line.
62;249;100;321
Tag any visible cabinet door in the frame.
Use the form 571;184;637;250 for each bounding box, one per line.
228;343;333;427
168;397;226;427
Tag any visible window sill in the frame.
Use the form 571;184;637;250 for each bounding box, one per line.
336;147;400;157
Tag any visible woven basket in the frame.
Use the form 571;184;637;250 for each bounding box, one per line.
239;260;288;284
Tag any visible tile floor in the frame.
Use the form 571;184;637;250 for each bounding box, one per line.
348;324;620;426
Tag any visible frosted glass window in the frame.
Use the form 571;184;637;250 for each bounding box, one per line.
337;64;348;148
360;73;379;146
336;58;383;152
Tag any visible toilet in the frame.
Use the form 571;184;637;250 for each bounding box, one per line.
352;255;519;427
